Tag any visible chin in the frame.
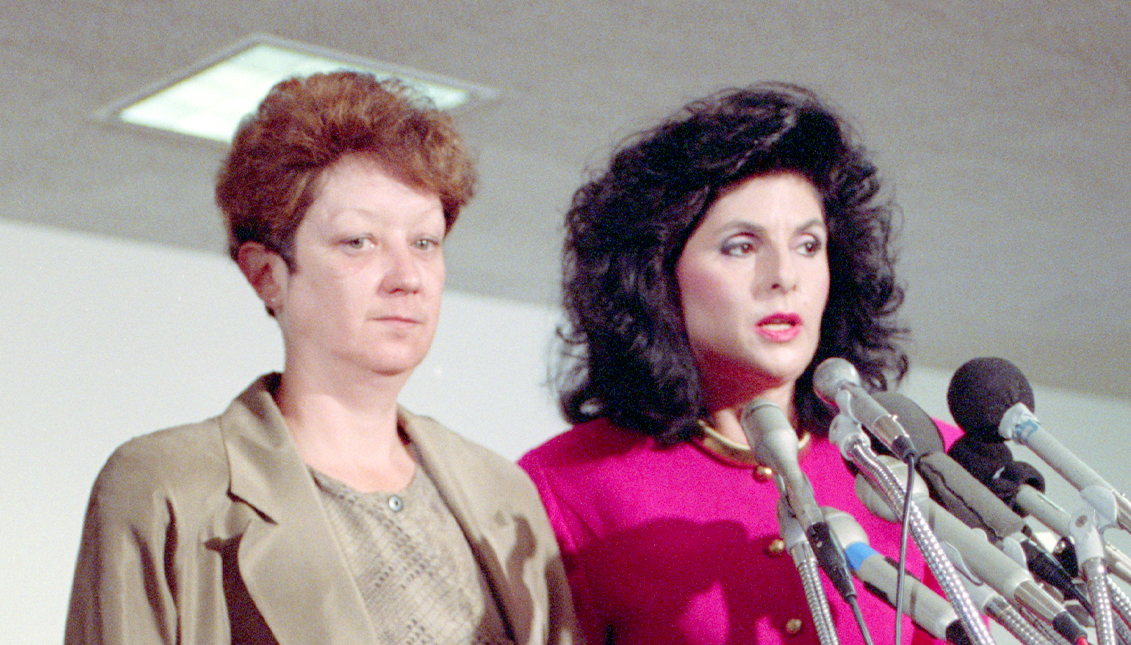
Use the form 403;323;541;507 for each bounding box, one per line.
752;352;813;380
357;351;429;377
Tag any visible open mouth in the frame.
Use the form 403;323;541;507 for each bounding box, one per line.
757;313;802;340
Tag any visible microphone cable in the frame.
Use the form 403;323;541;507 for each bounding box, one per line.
893;451;918;645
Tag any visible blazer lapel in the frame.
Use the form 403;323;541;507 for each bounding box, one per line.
220;376;377;645
402;408;536;645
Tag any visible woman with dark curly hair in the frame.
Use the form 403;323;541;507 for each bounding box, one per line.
519;83;946;644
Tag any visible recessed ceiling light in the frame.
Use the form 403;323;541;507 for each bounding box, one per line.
107;34;495;144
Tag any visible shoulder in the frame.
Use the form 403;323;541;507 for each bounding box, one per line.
401;407;539;493
518;418;665;509
519;418;647;473
402;408;511;466
88;418;229;520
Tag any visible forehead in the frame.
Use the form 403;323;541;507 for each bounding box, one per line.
306;155;443;224
716;171;821;208
698;172;824;227
316;155;428;199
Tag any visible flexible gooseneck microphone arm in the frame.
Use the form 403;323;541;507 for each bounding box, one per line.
827;413;997;645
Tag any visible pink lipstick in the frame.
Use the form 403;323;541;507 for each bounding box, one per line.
756;313;802;342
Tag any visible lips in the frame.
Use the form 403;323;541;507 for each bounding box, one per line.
371;314;423;328
756;312;803;342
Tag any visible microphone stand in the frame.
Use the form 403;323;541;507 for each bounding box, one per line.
1068;486;1121;645
1000;404;1131;537
956;568;1056;645
1104;581;1131;643
1013;485;1131;585
776;500;842;645
828;414;998;645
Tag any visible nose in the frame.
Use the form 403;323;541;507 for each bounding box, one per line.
761;244;798;293
380;242;423;294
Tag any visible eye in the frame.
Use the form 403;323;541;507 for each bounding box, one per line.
796;235;825;257
721;235;758;257
413;236;442;252
340;236;373;251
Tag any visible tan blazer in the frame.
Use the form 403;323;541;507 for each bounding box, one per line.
65;375;578;644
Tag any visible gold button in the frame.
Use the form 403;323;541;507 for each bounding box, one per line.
785;618;803;635
765;538;786;556
755;465;774;482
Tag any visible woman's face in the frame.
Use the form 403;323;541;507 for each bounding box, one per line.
271;155;446;380
675;171;830;406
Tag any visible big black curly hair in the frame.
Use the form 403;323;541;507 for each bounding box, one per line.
558;82;908;444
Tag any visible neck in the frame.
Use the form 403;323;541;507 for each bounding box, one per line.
702;380;799;447
698;388;811;473
274;361;415;493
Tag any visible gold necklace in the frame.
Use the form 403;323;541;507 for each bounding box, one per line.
695;419;812;482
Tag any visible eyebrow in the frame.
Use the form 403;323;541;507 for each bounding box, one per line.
794;218;827;233
800;218;827;233
720;218;828;235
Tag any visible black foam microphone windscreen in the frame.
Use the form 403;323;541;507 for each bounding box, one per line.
946;434;1013;484
948;434;1047;515
946;357;1036;443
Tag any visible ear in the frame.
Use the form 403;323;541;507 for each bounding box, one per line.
236;242;289;313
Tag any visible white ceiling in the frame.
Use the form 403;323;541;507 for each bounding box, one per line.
4;0;1129;400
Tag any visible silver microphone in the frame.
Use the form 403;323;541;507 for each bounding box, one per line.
813;357;919;460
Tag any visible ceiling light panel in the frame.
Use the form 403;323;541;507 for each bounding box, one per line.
113;35;493;144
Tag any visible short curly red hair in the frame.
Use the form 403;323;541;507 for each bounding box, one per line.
215;71;476;267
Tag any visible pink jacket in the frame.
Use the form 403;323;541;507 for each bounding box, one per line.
520;418;956;645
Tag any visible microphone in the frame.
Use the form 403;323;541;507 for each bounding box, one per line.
856;456;1089;644
866;391;1076;600
872;391;945;454
824;507;973;645
947;434;1047;519
813;357;919;460
947;357;1131;535
950;433;1131;586
829;415;997;645
875;392;1026;541
887;401;1089;610
743;399;824;532
917;453;1028;541
741;399;855;602
925;455;1090;610
946;357;1034;444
